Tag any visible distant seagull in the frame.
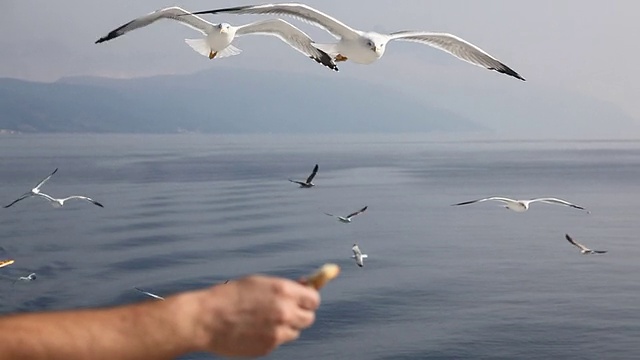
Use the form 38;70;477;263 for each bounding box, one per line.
95;6;337;71
565;234;607;255
4;168;58;208
289;164;318;188
134;287;165;300
188;3;524;80
351;244;368;267
34;193;104;208
452;197;586;213
0;259;15;269
13;273;36;285
223;279;230;284
325;206;368;223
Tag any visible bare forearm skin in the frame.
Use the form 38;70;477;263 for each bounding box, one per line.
0;291;205;360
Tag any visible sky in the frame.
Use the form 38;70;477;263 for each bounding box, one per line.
1;1;640;136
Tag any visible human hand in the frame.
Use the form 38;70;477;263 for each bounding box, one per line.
194;275;320;357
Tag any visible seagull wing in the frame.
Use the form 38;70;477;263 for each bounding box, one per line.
452;197;514;206
96;6;216;43
288;179;306;186
387;31;525;81
34;168;58;191
61;196;104;208
565;234;590;251
593;250;608;254
0;259;15;269
4;193;32;208
236;20;337;71
305;164;319;183
323;212;335;217
347;206;368;219
189;3;359;39
531;197;585;210
134;287;165;300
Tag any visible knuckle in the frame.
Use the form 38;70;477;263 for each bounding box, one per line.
271;280;288;296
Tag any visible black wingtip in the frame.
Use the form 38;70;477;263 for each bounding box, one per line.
310;54;339;72
94;202;105;208
491;63;525;81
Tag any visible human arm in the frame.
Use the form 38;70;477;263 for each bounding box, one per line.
0;275;320;359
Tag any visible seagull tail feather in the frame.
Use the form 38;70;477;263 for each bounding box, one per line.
184;38;215;58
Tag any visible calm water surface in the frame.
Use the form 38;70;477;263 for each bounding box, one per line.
1;134;639;359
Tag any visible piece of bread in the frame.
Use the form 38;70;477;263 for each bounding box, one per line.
0;259;15;269
305;263;340;290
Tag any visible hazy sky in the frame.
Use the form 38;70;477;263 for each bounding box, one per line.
2;1;640;134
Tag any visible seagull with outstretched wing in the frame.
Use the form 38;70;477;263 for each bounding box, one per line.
188;3;524;80
351;244;368;267
325;206;368;223
288;164;318;188
4;168;57;208
96;6;337;71
452;196;586;213
565;234;607;255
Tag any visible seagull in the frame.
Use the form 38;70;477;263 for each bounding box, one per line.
12;273;36;285
0;259;15;269
188;3;524;80
351;244;368;267
451;197;586;213
4;168;58;208
33;193;104;208
288;164;318;188
325;206;368;223
96;6;337;71
134;287;165;300
565;234;607;255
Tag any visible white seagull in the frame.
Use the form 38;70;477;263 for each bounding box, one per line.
96;6;337;71
188;3;524;80
134;287;165;300
33;193;104;208
288;164;318;188
4;168;58;208
565;234;607;255
351;244;368;267
452;196;586;213
325;206;368;223
13;273;37;285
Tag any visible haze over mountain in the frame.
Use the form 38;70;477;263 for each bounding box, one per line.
0;69;484;134
1;66;637;138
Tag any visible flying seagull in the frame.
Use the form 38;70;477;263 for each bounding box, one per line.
565;234;607;255
4;168;58;208
351;244;368;267
33;193;104;208
134;287;165;300
188;3;524;80
451;197;586;213
96;6;337;71
288;164;318;188
12;273;37;285
325;206;368;223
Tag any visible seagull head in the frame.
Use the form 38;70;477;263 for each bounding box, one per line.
218;23;232;34
364;36;386;57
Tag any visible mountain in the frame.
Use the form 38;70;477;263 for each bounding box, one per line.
0;69;484;134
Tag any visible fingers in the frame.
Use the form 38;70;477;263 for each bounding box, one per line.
276;325;300;345
289;308;316;330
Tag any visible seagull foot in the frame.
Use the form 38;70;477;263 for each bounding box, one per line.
209;51;217;59
335;54;348;62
